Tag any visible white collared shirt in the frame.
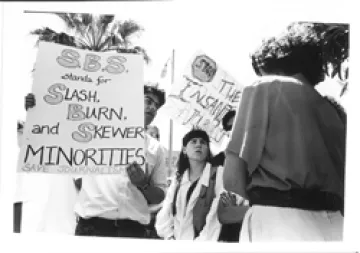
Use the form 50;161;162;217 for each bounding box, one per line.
74;134;167;225
155;163;223;241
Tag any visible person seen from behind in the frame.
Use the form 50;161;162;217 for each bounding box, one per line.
222;22;345;241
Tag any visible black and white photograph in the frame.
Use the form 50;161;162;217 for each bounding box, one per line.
0;0;358;252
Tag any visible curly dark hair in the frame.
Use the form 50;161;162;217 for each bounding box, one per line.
251;22;325;86
175;128;213;182
222;110;236;131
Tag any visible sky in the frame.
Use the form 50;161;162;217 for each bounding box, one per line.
1;1;358;249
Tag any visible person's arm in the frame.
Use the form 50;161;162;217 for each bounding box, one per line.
127;144;167;205
223;82;269;197
223;152;248;199
139;180;165;205
218;191;249;224
143;144;167;205
127;162;164;205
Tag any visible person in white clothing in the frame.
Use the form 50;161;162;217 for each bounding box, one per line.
74;83;167;238
15;103;79;235
155;128;223;241
146;125;160;141
145;124;165;238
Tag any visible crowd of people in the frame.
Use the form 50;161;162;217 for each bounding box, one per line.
14;22;346;242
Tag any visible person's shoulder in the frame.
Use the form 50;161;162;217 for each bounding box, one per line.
247;76;303;99
146;133;165;154
250;75;302;88
146;133;159;145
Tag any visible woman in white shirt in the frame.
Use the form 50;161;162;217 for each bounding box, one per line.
155;128;223;241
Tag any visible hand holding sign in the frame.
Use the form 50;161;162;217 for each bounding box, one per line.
127;162;149;188
25;93;36;111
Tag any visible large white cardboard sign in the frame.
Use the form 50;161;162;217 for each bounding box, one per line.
18;42;144;174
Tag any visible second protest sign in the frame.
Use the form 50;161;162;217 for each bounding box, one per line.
163;51;244;146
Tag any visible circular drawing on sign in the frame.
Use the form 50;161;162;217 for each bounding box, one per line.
191;55;217;82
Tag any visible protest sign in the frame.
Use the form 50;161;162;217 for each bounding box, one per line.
18;42;144;174
162;52;244;146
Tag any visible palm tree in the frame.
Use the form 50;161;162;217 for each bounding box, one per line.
30;12;150;63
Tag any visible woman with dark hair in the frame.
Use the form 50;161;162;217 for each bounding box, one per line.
222;22;345;241
155;128;223;240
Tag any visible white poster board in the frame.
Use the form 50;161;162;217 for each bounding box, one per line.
163;51;244;146
18;42;144;174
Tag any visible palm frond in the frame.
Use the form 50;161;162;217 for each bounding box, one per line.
80;13;93;27
55;13;76;30
30;27;56;36
98;14;115;33
95;28;109;50
30;27;76;47
98;36;114;52
134;46;151;64
77;26;94;50
32;13;150;63
75;37;92;50
99;15;114;26
116;20;143;46
69;13;87;35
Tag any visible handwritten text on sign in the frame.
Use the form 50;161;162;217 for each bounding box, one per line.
163;52;244;146
18;42;144;174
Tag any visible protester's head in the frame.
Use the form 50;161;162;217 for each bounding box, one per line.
251;22;324;86
147;125;160;140
222;110;236;132
144;82;166;126
176;128;212;180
